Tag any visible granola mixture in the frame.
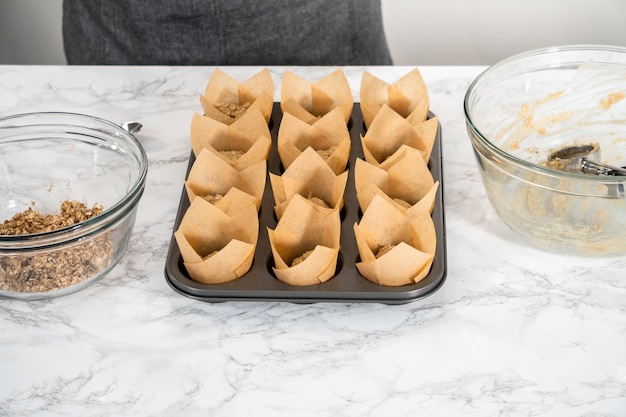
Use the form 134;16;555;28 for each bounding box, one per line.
219;149;245;161
291;249;313;266
214;102;250;118
306;191;329;209
376;244;395;259
316;145;338;161
0;201;113;293
203;194;224;204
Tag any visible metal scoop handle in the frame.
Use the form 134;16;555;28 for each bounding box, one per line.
581;159;626;176
547;144;626;177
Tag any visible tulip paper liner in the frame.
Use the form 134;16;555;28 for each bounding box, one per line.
200;68;274;125
165;102;447;304
360;68;430;130
280;69;354;124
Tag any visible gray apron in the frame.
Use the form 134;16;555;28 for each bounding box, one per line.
62;0;393;65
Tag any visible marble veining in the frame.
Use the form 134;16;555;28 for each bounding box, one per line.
0;65;625;417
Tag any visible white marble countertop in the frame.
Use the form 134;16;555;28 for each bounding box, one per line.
0;65;625;416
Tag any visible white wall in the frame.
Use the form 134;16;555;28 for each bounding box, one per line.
382;0;626;65
1;0;625;66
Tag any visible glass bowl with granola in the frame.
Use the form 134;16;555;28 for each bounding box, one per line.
0;112;148;300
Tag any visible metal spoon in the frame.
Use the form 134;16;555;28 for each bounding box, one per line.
121;121;143;135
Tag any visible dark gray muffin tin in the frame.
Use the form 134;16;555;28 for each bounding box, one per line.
164;103;446;304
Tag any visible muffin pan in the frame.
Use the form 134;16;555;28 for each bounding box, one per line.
164;103;447;304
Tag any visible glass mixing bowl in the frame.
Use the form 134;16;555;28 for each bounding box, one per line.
0;112;148;299
464;45;626;256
